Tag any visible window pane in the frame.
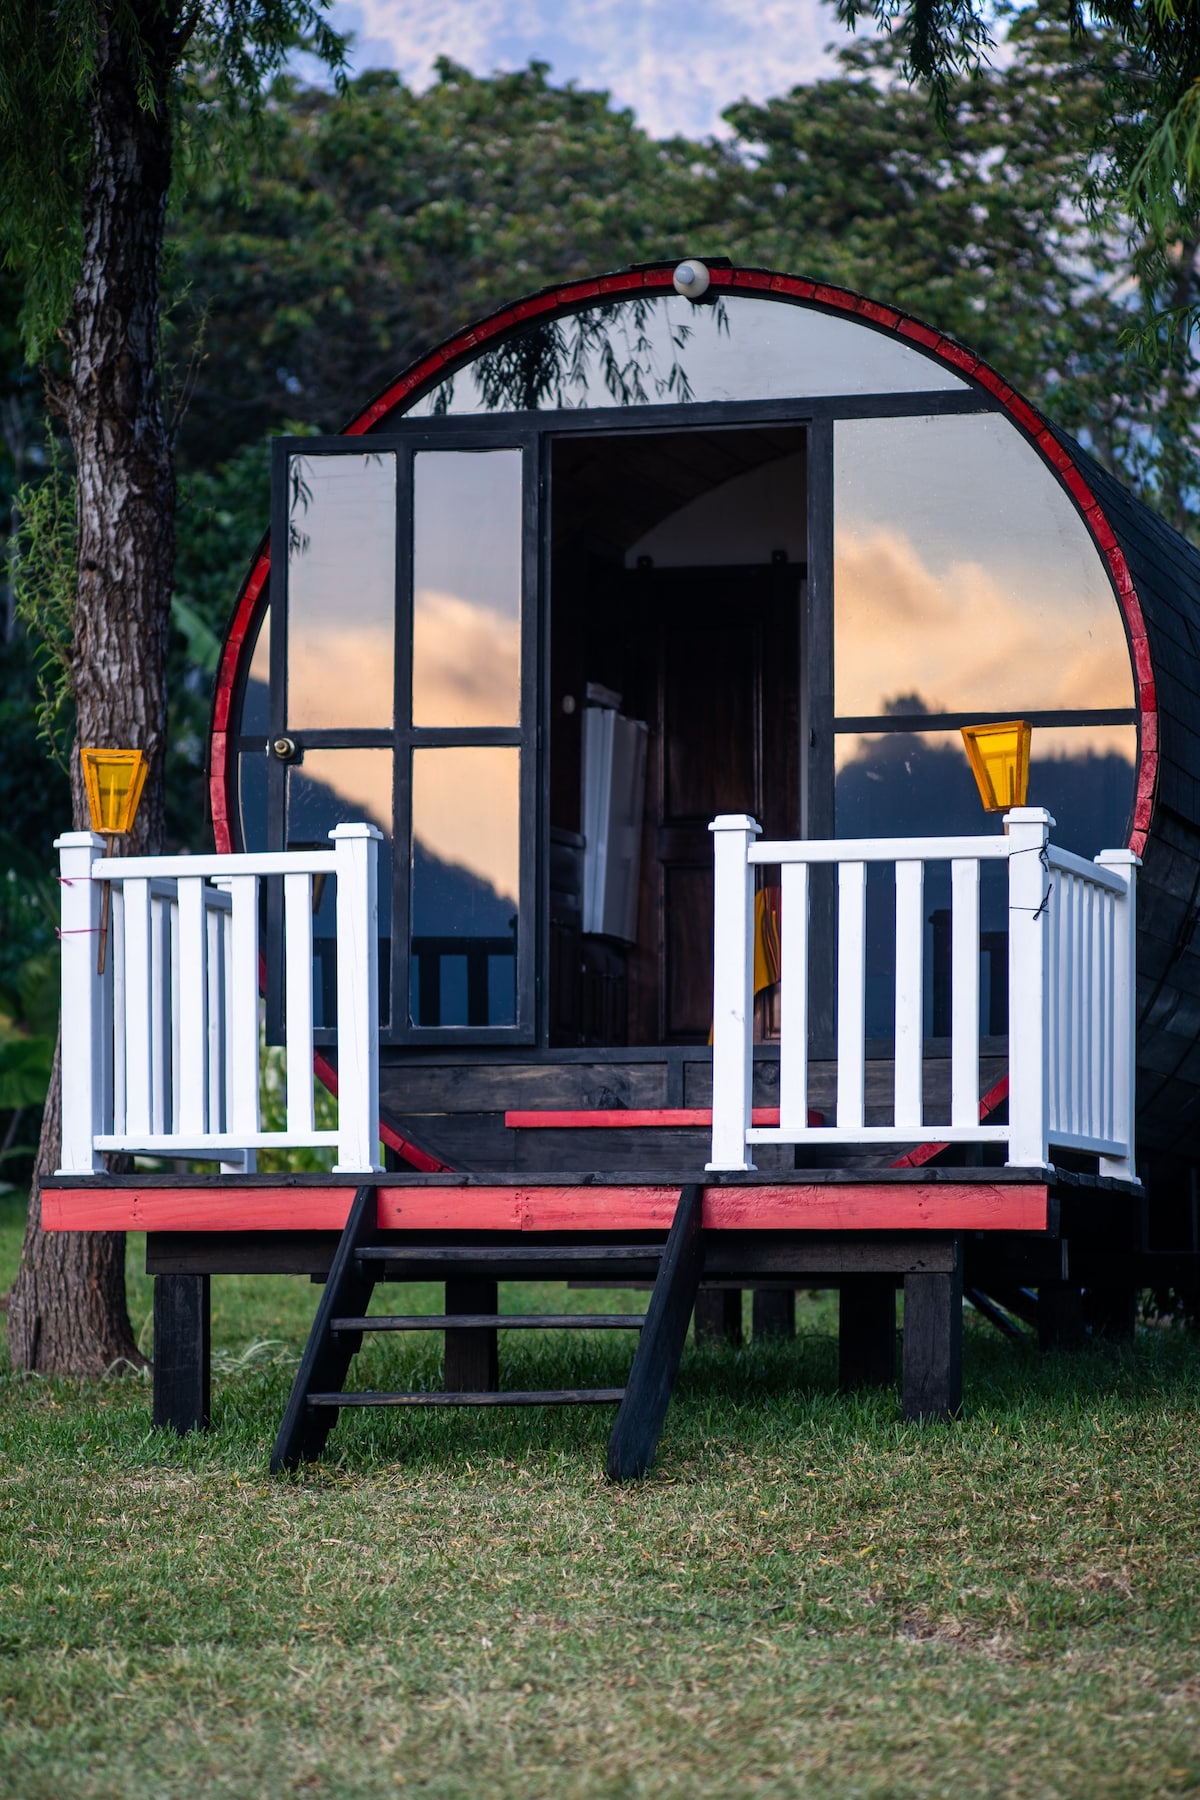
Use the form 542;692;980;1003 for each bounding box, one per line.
408;295;965;415
238;749;268;851
834;725;1136;858
833;415;1135;717
243;603;270;735
286;451;396;728
287;748;393;1029
410;747;520;1027
412;450;522;726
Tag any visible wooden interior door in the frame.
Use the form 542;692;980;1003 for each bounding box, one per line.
625;564;801;1043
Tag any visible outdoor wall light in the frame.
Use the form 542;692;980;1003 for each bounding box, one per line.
80;747;149;972
672;259;710;300
960;720;1032;813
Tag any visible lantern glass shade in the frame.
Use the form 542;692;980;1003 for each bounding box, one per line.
960;721;1032;813
80;748;148;836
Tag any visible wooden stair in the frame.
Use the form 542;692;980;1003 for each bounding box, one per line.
271;1182;705;1480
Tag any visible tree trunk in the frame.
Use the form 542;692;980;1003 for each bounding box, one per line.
8;5;177;1377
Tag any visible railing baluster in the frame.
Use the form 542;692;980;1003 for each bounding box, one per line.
177;878;207;1138
837;860;866;1130
122;878;153;1137
708;815;760;1171
894;859;923;1131
331;823;383;1173
112;886;126;1135
169;893;181;1136
1006;808;1052;1169
950;858;979;1131
206;898;224;1132
54;832;106;1175
150;890;168;1135
1097;849;1138;1180
284;871;315;1138
228;875;260;1144
778;861;810;1134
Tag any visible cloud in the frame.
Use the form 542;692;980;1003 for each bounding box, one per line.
329;0;839;136
835;526;1135;741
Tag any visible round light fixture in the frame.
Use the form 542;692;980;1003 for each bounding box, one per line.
672;259;711;301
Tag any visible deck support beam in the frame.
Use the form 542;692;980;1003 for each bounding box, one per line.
694;1288;743;1346
839;1276;897;1389
902;1240;963;1422
752;1288;796;1340
152;1274;211;1434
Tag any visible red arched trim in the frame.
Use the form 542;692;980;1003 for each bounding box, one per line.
211;264;1155;875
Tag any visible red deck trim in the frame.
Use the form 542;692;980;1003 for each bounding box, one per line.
43;1180;1047;1235
503;1107;822;1129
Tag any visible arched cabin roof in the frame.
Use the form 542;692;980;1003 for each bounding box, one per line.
209;262;1200;1160
210;261;1161;856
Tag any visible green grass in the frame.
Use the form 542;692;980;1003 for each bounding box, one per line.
2;1185;1200;1799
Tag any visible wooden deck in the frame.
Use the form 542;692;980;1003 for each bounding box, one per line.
43;1165;1049;1241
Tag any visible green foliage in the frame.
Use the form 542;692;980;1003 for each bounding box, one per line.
0;0;348;361
168;59;709;461
0;832;58;1181
11;435;77;772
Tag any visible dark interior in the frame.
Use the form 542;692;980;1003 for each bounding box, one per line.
547;426;806;1047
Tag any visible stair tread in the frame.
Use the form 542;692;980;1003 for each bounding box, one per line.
355;1243;665;1263
331;1313;646;1331
307;1388;626;1407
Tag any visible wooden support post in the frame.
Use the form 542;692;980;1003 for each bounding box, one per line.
902;1240;962;1422
1038;1282;1086;1351
694;1288;742;1347
444;1280;499;1391
839;1277;896;1389
1083;1285;1137;1342
152;1274;211;1434
752;1288;795;1340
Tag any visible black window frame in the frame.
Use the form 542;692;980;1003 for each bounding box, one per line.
248;382;1137;1052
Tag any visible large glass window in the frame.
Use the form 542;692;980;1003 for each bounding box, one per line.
410;295;966;416
286;450;396;729
412;451;522;727
833;414;1135;719
410;747;520;1027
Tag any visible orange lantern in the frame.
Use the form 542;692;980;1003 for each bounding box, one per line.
960;721;1032;813
79;748;148;973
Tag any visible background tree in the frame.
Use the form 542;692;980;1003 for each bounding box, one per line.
0;1;346;1377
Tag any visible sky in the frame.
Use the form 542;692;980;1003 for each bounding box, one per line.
322;0;843;138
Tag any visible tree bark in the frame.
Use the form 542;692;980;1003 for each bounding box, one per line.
8;5;178;1377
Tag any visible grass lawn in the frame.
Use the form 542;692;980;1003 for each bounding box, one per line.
2;1186;1200;1799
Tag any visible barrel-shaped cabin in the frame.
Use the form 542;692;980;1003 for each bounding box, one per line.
43;259;1200;1466
210;260;1182;1186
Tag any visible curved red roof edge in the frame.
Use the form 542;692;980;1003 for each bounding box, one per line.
210;260;1156;862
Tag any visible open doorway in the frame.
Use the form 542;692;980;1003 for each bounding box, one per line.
548;425;806;1046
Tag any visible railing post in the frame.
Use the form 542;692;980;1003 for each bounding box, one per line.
707;814;761;1173
1096;847;1140;1184
1005;807;1054;1171
331;823;383;1173
55;831;106;1175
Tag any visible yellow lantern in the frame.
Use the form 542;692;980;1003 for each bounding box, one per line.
80;748;148;973
80;747;148;837
960;720;1032;813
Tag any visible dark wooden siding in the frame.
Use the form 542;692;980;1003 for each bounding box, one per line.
1055;434;1200;1156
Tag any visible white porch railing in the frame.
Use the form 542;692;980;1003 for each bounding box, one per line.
707;807;1138;1179
56;822;383;1175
